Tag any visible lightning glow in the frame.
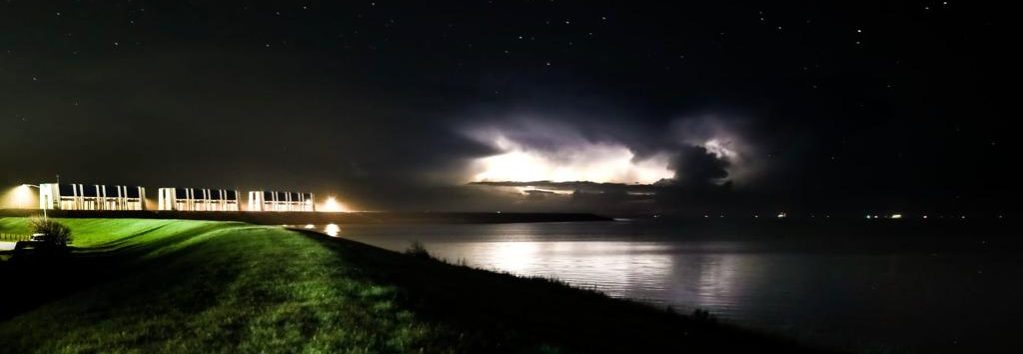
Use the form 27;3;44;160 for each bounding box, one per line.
703;138;738;159
471;135;673;184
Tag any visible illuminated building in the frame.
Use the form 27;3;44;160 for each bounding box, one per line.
157;188;240;211
38;183;146;210
247;191;314;212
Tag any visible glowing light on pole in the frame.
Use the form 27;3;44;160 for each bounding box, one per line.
17;184;46;220
14;184;33;208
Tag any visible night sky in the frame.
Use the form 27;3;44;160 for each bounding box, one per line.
1;1;1014;215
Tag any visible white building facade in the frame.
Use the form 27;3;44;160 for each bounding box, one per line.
247;191;314;212
157;188;240;211
39;183;146;211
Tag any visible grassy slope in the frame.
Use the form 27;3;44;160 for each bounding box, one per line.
0;218;824;354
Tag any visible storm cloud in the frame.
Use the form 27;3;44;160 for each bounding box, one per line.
666;146;730;187
1;1;1012;215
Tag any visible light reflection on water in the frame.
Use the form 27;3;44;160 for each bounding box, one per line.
316;221;1022;353
324;223;340;237
437;240;756;313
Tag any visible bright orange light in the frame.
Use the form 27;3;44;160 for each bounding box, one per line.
320;196;348;212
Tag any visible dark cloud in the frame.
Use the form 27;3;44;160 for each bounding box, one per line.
666;146;731;187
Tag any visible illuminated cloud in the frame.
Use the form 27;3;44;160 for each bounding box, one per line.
670;116;761;185
468;128;674;184
460;114;761;190
703;138;738;159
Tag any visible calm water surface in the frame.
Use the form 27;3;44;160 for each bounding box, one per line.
320;220;1021;353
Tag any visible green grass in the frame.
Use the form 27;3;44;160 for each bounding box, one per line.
0;218;826;353
0;217;224;248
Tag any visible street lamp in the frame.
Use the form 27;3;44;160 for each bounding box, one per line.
20;184;46;221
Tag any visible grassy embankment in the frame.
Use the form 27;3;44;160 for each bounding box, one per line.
0;218;825;353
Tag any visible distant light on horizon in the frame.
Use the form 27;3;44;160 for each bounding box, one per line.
516;186;572;195
891;214;903;219
320;196;349;212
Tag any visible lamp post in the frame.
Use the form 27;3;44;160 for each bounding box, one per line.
20;184;46;221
